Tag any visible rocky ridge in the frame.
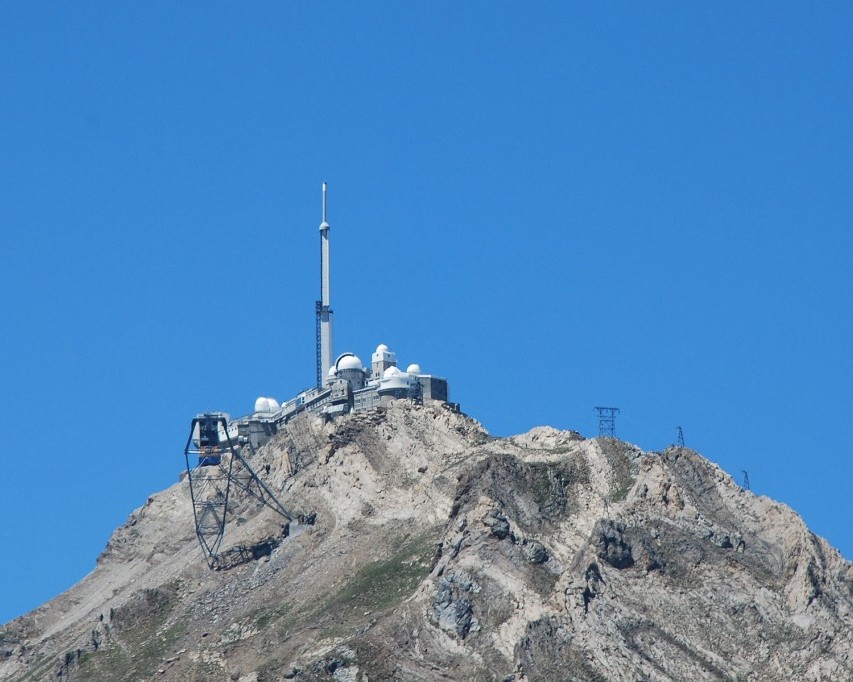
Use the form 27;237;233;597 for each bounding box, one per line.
1;401;852;681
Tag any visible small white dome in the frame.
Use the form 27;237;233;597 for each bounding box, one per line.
336;353;364;371
406;363;422;374
254;397;279;413
327;366;337;377
379;365;416;394
372;343;396;365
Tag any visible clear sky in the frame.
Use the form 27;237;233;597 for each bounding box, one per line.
2;3;852;624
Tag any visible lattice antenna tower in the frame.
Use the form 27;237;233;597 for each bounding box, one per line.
315;299;322;387
741;470;750;491
594;406;620;438
676;426;685;447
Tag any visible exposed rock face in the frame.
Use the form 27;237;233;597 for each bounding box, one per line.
1;403;851;681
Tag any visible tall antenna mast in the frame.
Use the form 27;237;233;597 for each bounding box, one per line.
316;182;334;388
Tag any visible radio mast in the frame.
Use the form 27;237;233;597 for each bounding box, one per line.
316;182;334;387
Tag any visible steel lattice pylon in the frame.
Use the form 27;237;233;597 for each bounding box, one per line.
184;413;298;569
594;406;620;438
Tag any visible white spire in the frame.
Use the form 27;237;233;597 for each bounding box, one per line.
319;182;333;383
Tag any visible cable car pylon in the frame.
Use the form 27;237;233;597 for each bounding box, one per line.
183;412;311;570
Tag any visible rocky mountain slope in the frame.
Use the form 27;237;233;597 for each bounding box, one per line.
2;401;852;681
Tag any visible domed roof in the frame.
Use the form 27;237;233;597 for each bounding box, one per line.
327;366;337;377
254;396;278;413
376;343;390;353
406;363;422;374
379;365;415;393
335;353;364;371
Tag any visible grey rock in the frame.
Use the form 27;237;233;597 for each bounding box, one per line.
523;540;549;564
591;519;634;569
3;403;852;682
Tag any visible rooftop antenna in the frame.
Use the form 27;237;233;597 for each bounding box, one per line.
594;407;620;438
316;182;334;388
741;470;750;491
676;426;685;447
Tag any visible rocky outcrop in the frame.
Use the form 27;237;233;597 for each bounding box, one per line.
1;402;851;681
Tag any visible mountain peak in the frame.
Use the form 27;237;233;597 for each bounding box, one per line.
3;401;851;680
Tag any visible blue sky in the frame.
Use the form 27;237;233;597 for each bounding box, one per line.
2;4;852;624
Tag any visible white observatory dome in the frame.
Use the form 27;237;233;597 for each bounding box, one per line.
336;353;364;371
379;364;414;394
327;366;337;377
406;363;422;375
372;343;397;367
254;397;279;413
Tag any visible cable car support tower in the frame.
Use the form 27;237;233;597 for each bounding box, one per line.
184;413;303;570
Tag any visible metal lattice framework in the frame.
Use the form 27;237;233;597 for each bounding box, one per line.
315;299;323;388
316;298;333;389
184;414;295;569
594;406;620;438
676;426;685;447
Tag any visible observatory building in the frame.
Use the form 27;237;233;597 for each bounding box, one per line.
192;184;455;450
